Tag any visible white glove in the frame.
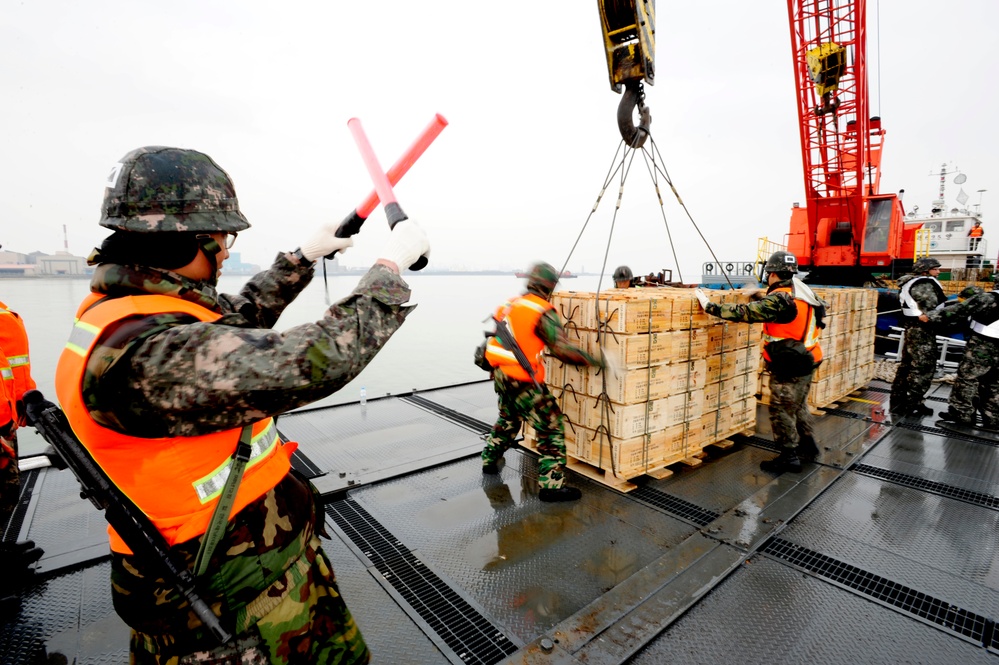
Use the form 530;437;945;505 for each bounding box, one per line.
694;288;710;310
600;346;622;380
381;220;430;270
300;221;355;262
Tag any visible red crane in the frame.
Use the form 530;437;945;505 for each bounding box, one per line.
785;0;918;285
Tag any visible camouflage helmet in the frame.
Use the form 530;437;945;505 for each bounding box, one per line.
100;146;250;233
764;250;798;275
959;285;984;300
526;262;559;298
613;265;633;283
913;257;942;273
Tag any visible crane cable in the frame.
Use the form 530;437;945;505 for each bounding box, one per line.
554;130;734;477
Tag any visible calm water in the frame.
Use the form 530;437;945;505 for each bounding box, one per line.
5;271;608;453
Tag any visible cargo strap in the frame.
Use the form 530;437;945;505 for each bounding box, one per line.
194;425;254;577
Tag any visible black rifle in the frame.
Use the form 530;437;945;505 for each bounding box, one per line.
23;390;233;644
492;317;546;392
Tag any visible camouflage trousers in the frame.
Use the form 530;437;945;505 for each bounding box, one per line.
130;536;370;665
482;371;568;490
0;431;19;532
768;370;815;453
949;333;999;425
890;325;938;414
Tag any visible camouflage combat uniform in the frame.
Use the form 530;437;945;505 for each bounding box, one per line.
482;305;601;489
890;273;946;415
85;253;413;663
927;290;999;426
704;280;818;454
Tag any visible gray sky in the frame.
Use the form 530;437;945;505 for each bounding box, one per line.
2;1;996;279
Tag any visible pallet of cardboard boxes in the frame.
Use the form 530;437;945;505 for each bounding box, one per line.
523;288;761;490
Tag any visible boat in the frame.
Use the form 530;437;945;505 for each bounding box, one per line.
4;373;999;663
904;163;990;278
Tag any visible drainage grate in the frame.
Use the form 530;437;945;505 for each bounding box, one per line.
865;385;891;394
326;498;518;664
401;394;493;436
631;487;719;526
762;538;996;646
823;407;869;421
4;468;39;542
893;422;999;448
853;464;999;510
735;434;781;452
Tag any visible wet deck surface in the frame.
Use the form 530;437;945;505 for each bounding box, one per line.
3;378;999;663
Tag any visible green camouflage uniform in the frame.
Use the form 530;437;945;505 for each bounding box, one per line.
704;280;817;453
482;304;601;489
928;290;999;425
84;253;413;663
890;274;946;415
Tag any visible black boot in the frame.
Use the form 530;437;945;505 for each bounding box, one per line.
911;403;935;417
760;451;802;474
0;595;19;622
939;409;972;426
797;435;820;460
539;487;582;502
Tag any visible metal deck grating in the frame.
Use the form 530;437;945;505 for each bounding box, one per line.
400;394;493;435
762;537;997;647
853;464;999;510
630;487;720;526
897;422;999;447
326;498;518;664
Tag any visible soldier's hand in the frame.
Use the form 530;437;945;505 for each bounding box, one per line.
599;347;622;380
381;220;430;272
300;221;355;262
918;314;930;323
694;289;710;310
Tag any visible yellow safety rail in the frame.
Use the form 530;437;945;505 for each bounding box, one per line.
756;237;787;282
913;228;931;258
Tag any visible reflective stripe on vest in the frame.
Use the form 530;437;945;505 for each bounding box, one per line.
899;276;946;317
484;294;554;383
55;292;295;553
761;286;823;364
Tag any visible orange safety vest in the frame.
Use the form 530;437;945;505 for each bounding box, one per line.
0;353;13;429
0;300;36;405
55;293;295;554
970;226;984;238
760;286;823;364
484;293;554;383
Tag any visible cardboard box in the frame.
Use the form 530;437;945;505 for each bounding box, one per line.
584;359;707;404
591;293;673;333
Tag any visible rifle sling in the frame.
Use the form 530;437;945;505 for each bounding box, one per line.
194;425;254;577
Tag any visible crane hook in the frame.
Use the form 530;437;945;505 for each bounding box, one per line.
617;81;652;148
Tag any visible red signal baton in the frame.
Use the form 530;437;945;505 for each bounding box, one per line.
347;117;429;270
327;114;447;261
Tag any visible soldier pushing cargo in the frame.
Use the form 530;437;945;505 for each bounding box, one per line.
695;251;824;473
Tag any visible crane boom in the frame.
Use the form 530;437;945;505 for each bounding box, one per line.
785;0;916;284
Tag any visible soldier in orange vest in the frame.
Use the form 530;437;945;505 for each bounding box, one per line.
56;146;430;663
0;300;44;618
696;251;825;473
969;220;984;251
482;262;605;501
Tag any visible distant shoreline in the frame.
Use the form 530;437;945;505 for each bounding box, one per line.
0;271;586;279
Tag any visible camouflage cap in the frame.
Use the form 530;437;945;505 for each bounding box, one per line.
764;250;798;274
959;285;984;300
526;262;559;298
913;257;941;273
100;146;250;233
613;265;633;283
